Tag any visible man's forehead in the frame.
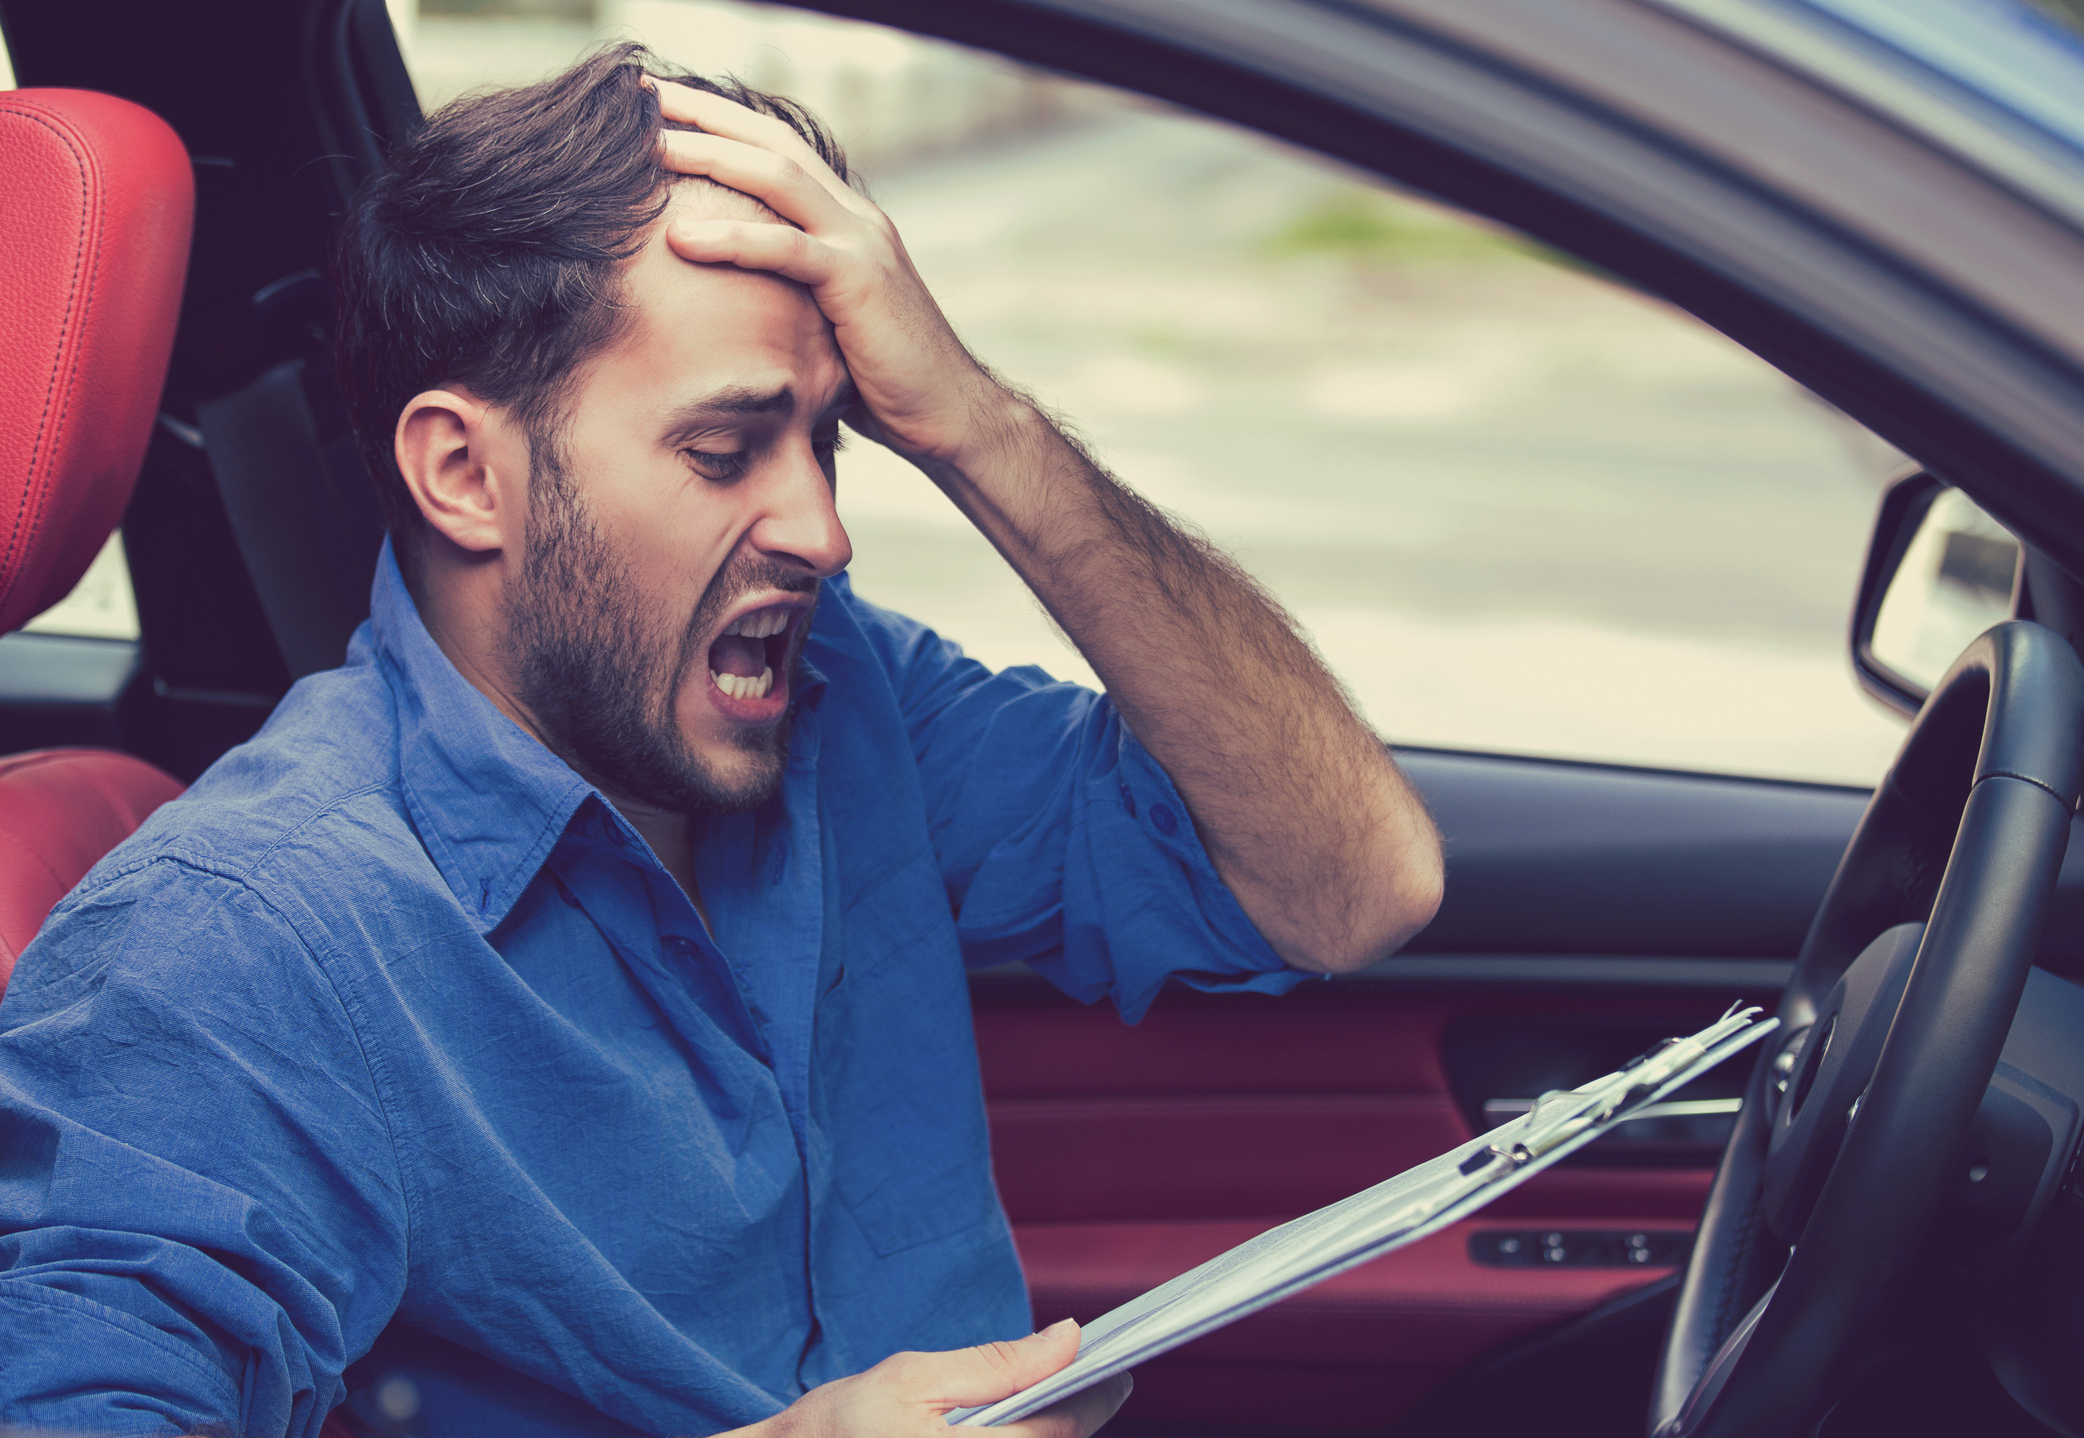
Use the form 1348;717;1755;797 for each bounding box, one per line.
604;187;846;419
660;174;785;227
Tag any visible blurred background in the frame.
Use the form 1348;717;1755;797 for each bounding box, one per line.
35;0;2034;786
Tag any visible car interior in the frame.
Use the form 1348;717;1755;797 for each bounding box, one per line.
7;1;2084;1436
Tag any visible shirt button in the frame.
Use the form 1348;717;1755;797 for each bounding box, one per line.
1150;802;1178;836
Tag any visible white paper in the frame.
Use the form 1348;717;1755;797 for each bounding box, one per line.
949;1006;1778;1427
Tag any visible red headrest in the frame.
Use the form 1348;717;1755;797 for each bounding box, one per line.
0;90;192;634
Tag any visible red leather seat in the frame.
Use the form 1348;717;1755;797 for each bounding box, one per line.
0;89;195;1001
0;750;185;992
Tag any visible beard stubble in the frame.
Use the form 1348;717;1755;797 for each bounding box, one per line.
507;438;814;815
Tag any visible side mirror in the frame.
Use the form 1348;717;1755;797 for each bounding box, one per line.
1852;470;2020;716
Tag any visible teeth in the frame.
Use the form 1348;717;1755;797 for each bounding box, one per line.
710;666;776;701
724;608;791;639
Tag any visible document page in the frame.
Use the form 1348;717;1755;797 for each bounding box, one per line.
948;1006;1778;1427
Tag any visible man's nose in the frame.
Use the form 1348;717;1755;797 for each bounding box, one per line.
749;442;852;578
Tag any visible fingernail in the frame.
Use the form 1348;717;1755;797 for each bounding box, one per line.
1039;1318;1075;1337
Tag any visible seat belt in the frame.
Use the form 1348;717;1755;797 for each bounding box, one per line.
196;286;386;682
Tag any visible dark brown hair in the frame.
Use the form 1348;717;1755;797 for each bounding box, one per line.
331;42;848;545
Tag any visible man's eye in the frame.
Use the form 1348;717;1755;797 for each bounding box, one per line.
684;448;751;482
816;429;848;455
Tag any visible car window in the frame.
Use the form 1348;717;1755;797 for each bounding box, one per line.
400;0;1910;786
21;535;139;640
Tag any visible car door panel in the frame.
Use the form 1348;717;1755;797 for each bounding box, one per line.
1399;749;1868;955
973;747;1864;1426
977;982;1744;1426
1015;1217;1688;1427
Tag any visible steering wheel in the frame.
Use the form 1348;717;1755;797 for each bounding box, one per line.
1647;621;2084;1437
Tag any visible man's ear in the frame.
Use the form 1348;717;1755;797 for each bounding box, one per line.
394;389;516;554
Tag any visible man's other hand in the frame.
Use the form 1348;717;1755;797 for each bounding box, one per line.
650;81;1010;471
725;1319;1131;1438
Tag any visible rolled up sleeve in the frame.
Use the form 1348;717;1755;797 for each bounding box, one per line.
848;582;1306;1023
0;860;407;1438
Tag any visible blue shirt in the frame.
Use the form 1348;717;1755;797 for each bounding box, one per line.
0;543;1301;1438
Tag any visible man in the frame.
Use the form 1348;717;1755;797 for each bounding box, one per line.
0;45;1441;1438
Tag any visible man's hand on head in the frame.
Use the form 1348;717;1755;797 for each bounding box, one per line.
646;78;1442;974
717;1319;1131;1438
651;81;1018;471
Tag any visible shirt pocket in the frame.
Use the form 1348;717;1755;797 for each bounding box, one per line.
817;853;1000;1258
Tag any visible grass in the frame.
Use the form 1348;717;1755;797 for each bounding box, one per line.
1262;187;1561;269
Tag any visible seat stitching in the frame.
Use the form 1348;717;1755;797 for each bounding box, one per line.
0;103;96;618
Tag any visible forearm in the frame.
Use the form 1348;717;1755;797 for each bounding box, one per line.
917;398;1444;972
644;91;1439;966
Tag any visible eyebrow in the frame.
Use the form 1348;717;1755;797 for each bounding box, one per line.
660;380;858;440
667;385;794;429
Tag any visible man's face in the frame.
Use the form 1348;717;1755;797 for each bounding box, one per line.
507;185;854;815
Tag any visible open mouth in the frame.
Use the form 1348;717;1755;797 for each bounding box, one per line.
706;603;799;708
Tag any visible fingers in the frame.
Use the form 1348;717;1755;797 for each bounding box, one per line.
664;218;836;288
924;1319;1083;1408
659;130;857;234
650;79;869;216
1002;1370;1133;1438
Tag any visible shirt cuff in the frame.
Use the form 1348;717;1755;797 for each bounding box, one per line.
1100;729;1311;1019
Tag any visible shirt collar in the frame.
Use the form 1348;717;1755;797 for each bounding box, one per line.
370;539;596;933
